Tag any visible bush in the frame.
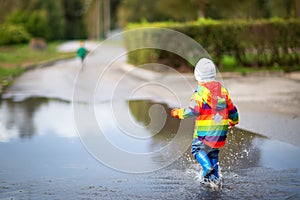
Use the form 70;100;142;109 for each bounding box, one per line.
26;10;51;40
0;23;31;45
125;19;300;71
6;4;65;41
222;55;237;69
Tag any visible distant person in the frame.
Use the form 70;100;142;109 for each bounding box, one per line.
77;41;87;65
171;58;239;188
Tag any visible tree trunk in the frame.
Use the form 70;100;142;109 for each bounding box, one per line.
198;0;208;18
296;0;300;19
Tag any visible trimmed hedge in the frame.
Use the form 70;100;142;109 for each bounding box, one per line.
125;18;300;71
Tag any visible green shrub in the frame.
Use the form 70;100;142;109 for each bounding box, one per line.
7;9;52;40
7;9;30;25
0;23;31;45
6;4;65;41
26;10;51;40
221;55;237;69
125;19;300;70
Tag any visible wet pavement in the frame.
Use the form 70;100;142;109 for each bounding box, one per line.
1;40;300;199
0;98;299;199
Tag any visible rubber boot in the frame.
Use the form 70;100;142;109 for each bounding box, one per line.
195;151;213;179
210;158;219;180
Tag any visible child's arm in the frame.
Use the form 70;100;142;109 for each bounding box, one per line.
226;91;239;127
171;93;201;119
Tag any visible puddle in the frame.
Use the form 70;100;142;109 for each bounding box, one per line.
0;98;299;199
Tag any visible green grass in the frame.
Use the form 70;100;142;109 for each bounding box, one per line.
219;65;286;76
0;67;24;89
219;54;300;75
0;42;74;68
0;42;74;94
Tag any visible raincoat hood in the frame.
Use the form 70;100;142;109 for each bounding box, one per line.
198;81;226;111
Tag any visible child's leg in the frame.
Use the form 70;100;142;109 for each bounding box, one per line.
191;139;213;179
207;148;220;179
195;151;213;179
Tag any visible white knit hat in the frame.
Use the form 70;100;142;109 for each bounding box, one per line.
194;58;216;82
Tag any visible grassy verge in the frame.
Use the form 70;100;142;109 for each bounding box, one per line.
218;65;286;76
218;55;300;75
0;42;74;94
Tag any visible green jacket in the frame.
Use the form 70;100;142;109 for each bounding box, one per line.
77;47;87;59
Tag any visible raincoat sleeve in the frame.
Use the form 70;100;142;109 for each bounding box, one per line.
171;92;202;119
226;91;239;125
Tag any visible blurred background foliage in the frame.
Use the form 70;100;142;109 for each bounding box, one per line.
0;0;299;44
0;0;299;70
117;0;300;25
125;19;300;71
0;0;86;43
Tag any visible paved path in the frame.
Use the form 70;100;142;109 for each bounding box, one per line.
225;76;300;146
3;42;300;146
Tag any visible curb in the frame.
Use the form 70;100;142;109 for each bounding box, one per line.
285;71;300;81
23;56;75;72
222;70;300;81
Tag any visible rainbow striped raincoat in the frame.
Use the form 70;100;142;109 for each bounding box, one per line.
173;81;239;148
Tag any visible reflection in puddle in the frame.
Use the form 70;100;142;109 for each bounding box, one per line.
0;98;76;142
0;98;46;140
128;100;300;172
0;98;299;199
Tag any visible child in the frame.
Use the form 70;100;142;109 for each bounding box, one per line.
171;58;239;185
77;40;87;64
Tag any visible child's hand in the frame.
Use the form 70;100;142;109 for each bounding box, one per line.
171;109;180;118
228;122;235;129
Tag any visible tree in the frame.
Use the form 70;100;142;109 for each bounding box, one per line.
0;0;18;23
36;0;65;40
268;0;299;18
1;0;65;40
204;0;266;19
297;0;300;18
62;0;87;39
117;0;169;27
156;0;199;21
26;10;51;39
110;0;121;28
196;0;210;18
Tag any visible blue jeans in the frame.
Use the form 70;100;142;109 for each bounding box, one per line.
191;138;220;179
191;138;220;158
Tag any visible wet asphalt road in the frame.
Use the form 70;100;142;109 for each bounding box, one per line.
1;41;300;199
